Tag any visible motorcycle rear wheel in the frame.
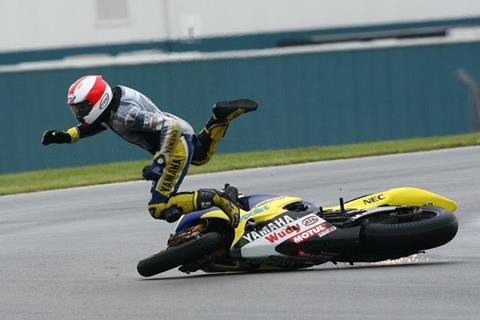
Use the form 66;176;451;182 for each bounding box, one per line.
360;206;458;251
137;232;224;277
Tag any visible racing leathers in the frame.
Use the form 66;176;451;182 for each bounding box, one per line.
41;85;257;226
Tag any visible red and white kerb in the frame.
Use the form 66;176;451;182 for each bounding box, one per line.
67;75;113;124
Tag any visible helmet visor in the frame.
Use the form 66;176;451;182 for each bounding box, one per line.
69;100;92;121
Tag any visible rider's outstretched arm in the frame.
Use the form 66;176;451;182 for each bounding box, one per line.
41;122;106;145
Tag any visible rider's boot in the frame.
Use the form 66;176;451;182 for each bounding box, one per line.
212;99;258;123
192;99;258;166
196;185;241;227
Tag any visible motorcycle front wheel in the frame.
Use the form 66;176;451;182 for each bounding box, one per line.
137;232;224;277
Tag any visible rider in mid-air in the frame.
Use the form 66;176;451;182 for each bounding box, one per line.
41;75;257;226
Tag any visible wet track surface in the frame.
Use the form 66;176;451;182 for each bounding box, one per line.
1;146;479;319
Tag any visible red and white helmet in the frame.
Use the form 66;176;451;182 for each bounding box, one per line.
67;75;113;124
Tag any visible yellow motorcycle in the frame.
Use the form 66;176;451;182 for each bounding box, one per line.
137;187;458;277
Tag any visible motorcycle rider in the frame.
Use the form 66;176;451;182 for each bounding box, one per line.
41;75;257;226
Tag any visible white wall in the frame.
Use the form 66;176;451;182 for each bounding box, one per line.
0;0;168;52
2;0;480;52
167;0;480;38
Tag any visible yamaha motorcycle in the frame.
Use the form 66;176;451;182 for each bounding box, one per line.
137;187;458;277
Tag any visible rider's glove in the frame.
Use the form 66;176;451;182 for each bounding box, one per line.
142;154;165;181
41;130;71;145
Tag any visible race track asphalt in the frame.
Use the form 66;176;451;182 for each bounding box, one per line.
1;146;479;320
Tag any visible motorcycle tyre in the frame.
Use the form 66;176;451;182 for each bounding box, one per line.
360;206;458;251
137;232;224;277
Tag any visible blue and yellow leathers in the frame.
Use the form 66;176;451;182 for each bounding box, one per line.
43;85;257;225
145;99;257;223
146;132;195;218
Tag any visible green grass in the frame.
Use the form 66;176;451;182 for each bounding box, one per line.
1;132;479;196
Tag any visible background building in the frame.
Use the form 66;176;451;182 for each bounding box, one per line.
1;0;480;173
2;0;480;63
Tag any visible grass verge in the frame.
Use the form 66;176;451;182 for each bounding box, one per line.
1;132;479;196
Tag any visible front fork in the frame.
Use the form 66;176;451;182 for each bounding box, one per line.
167;222;207;247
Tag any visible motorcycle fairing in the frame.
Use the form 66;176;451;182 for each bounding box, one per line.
174;195;307;247
174;195;282;233
231;196;307;246
240;194;317;211
240;194;277;210
174;208;217;233
324;187;457;212
236;211;336;258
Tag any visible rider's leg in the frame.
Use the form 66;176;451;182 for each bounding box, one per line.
148;186;241;227
148;134;194;221
146;135;240;226
192;99;258;166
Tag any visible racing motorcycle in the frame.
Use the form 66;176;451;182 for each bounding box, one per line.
137;187;458;277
